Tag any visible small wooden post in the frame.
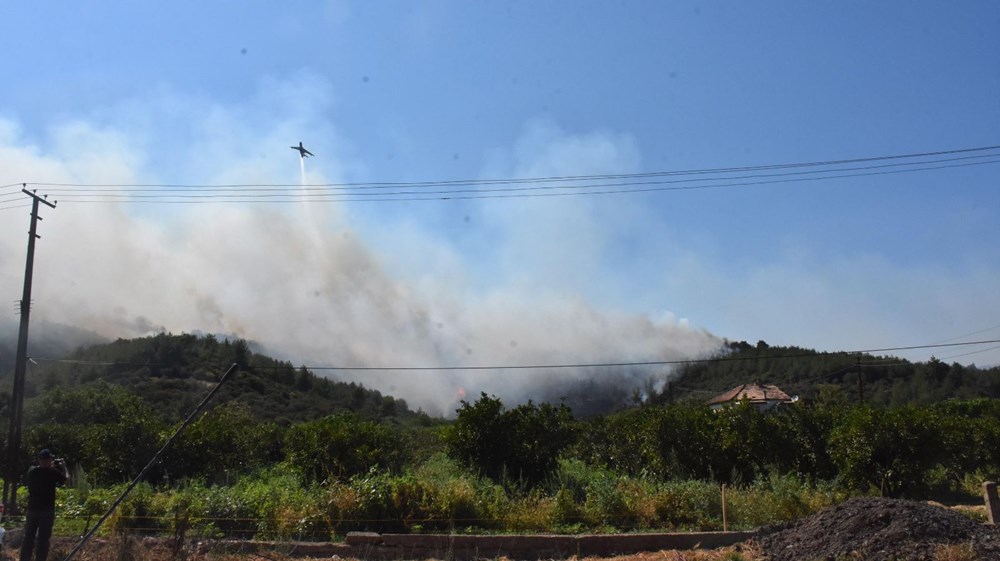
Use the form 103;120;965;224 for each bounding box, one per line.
721;484;728;531
984;481;1000;524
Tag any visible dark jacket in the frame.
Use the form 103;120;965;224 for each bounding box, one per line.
25;465;67;513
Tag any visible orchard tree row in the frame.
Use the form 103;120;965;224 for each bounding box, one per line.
6;384;1000;500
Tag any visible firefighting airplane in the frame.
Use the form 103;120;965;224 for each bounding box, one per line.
290;142;314;158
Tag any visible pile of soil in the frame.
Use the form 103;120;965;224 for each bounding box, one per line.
753;496;1000;561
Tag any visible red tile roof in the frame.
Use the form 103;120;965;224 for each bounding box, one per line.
708;383;794;405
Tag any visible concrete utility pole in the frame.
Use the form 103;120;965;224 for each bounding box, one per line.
3;187;56;514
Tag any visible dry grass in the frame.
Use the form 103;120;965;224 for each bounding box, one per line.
933;542;978;561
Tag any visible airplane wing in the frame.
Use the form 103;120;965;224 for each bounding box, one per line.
303;148;314;157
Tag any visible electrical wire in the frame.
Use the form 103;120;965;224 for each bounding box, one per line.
928;323;1000;345
28;154;999;200
24;143;1000;189
936;344;1000;362
21;159;1000;204
29;338;1000;373
11;144;1000;204
23;151;997;193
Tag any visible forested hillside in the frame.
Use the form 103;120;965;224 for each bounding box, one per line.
2;332;422;423
0;334;998;538
663;340;1000;406
4;334;997;425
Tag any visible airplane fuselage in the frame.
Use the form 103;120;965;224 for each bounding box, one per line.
291;142;314;157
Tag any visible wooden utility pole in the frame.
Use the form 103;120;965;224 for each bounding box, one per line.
3;187;56;514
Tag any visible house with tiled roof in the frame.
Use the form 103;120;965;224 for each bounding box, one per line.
708;382;797;411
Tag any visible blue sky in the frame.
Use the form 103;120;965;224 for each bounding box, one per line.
1;2;998;413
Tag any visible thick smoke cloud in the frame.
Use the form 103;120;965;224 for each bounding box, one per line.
0;82;724;416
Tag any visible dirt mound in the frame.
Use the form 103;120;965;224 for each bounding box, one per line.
753;496;1000;561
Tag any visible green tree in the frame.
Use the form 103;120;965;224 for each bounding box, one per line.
931;399;1000;485
646;404;719;480
828;405;943;497
160;402;284;483
766;403;841;479
443;393;576;487
283;413;406;483
574;407;659;477
712;402;776;483
24;383;165;484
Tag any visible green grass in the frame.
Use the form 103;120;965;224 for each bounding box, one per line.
25;459;864;540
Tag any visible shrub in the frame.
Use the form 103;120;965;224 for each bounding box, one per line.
828;405;944;497
284;413;407;483
443;394;575;488
228;470;328;540
652;479;722;530
708;474;850;531
583;473;633;529
105;482;162;535
549;488;586;531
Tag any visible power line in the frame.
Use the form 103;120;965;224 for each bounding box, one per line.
21;158;1000;204
793;364;861;385
24;143;1000;190
937;344;1000;362
28;153;999;198
26;152;996;192
12;144;1000;204
853;339;1000;355
30;338;1000;373
929;323;1000;345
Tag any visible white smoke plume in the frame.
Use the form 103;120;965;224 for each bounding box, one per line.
0;83;724;417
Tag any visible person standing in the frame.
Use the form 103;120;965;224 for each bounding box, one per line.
20;449;68;561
